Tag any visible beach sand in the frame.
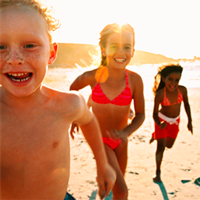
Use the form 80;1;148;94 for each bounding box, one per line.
44;71;200;200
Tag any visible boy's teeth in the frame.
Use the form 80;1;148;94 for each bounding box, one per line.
10;76;30;82
7;72;31;82
8;73;28;77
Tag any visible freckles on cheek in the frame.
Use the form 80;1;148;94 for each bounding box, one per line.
0;54;7;62
24;52;46;62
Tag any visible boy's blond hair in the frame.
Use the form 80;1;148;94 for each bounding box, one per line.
0;0;60;42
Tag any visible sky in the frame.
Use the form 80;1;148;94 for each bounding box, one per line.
46;0;200;59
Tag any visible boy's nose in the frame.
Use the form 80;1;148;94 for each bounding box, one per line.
7;51;24;65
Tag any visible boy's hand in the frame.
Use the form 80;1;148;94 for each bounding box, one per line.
188;122;193;134
96;163;116;199
70;123;79;139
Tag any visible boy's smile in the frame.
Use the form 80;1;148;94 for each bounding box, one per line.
0;5;57;98
6;72;33;83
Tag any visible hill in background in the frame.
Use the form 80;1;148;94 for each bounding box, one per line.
50;43;188;68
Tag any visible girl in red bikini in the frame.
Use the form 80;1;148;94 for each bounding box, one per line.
150;64;193;183
70;23;145;199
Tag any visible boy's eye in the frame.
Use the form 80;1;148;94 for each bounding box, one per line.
0;45;6;50
124;46;131;50
24;44;34;48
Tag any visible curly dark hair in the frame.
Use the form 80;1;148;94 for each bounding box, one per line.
153;64;183;95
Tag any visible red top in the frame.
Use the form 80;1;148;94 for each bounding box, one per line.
92;69;132;106
161;87;183;106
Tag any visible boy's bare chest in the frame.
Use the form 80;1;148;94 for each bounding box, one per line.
0;107;70;165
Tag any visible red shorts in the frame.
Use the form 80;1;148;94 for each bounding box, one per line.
152;115;180;140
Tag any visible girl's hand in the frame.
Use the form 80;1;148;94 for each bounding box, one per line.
187;121;193;134
159;121;167;130
70;123;79;139
107;129;128;142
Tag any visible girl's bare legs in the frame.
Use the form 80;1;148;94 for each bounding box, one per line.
154;137;176;182
149;136;155;144
154;138;165;182
165;137;176;149
104;142;128;200
115;140;128;176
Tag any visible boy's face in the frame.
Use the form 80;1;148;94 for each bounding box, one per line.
102;30;135;70
0;6;57;97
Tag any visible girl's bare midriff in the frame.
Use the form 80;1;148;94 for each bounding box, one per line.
92;101;130;136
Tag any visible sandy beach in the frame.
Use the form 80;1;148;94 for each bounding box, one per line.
44;68;200;200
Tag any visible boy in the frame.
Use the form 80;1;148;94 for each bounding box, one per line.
0;0;116;199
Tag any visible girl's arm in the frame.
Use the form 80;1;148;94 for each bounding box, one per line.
181;86;193;133
153;93;162;125
153;92;166;129
69;71;95;91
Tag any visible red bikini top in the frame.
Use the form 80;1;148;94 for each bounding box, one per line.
92;69;132;106
161;87;183;106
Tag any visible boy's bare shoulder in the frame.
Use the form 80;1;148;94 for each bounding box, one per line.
43;86;93;125
42;85;84;116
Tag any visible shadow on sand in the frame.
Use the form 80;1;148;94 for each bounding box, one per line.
88;190;112;200
154;181;169;200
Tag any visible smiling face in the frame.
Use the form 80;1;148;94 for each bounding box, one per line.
102;29;135;70
162;72;182;92
0;5;57;98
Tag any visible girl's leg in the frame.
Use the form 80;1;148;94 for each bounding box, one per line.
104;144;128;200
154;138;166;182
115;140;128;176
166;137;176;148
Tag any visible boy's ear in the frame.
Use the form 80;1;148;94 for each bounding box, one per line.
48;43;58;65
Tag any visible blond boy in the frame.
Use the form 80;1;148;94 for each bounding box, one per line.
0;0;116;199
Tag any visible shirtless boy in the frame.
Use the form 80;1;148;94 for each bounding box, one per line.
0;1;116;199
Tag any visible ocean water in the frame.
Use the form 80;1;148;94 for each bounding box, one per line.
47;60;200;101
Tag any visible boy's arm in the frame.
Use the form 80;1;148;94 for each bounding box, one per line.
69;71;93;138
182;87;193;133
72;93;116;198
